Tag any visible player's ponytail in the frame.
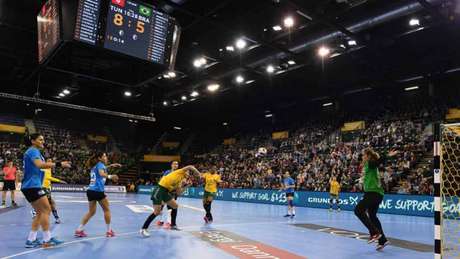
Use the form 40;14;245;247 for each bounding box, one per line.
363;148;379;162
25;133;42;146
86;152;105;169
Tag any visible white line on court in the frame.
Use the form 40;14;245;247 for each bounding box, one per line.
0;221;289;259
180;204;206;212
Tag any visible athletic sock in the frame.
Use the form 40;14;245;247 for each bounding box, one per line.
292;208;296;215
142;213;157;229
167;209;172;224
106;224;111;232
171;208;177;226
52;209;59;219
43;231;51;242
27;231;38;242
204;203;211;218
77;224;85;231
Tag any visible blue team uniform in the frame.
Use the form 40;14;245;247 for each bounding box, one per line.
88;162;107;192
284;177;295;194
22;147;45;189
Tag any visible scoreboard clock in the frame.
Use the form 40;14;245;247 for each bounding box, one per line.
38;0;181;69
104;0;180;66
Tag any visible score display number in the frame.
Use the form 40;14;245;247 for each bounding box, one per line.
113;13;145;33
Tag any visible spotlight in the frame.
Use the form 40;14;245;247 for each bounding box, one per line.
266;65;275;74
287;60;296;65
193;57;207;68
272;25;282;31
124;91;132;97
63;89;70;95
167;71;176;78
283;16;294;28
347;40;357;46
405;86;419;91
181;95;187;101
265;114;273;118
163;101;168;106
207;83;220;92
223;122;228;126
235;38;247;49
409;18;420;26
190;91;199;97
235;75;244;84
322;102;333;107
173;126;182;130
59;93;65;97
318;46;330;57
226;46;235;52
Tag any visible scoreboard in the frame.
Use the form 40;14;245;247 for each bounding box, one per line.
38;0;181;68
37;0;61;64
104;0;179;65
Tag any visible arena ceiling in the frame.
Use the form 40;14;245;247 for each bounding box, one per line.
1;0;460;129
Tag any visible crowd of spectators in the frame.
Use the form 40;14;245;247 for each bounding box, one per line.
188;107;437;195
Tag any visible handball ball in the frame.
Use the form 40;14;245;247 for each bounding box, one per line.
258;147;267;154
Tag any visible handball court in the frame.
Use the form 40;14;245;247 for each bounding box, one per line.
0;192;433;259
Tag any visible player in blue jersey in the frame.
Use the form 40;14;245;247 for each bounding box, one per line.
21;133;71;248
75;152;121;238
282;171;296;218
156;161;180;229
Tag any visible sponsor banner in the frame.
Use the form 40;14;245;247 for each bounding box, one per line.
138;186;454;217
52;184;126;193
192;230;306;259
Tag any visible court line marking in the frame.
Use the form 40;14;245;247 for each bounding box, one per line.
180;204;206;212
0;221;290;259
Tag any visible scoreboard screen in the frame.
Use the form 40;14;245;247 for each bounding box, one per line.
103;0;180;66
74;0;101;45
37;0;61;63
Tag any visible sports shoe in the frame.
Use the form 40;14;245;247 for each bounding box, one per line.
11;201;18;207
156;221;164;226
329;208;333;212
106;230;115;237
74;230;87;238
283;214;291;217
140;229;150;237
170;225;181;231
42;237;64;248
1;201;5;207
203;216;210;224
376;240;390;251
25;239;42;248
337;208;341;212
368;233;382;244
163;222;171;229
55;218;61;224
290;215;295;219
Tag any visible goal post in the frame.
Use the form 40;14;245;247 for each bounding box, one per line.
435;123;460;259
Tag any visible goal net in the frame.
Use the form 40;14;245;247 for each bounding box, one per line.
438;124;460;258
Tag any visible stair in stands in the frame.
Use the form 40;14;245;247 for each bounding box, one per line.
118;166;139;185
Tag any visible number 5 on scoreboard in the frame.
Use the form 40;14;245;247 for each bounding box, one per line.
136;21;145;33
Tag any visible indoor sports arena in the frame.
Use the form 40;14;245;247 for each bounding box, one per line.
0;0;459;258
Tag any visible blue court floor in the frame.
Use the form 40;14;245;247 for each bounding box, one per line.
0;192;433;259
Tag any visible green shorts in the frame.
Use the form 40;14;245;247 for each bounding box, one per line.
203;191;216;199
151;185;173;205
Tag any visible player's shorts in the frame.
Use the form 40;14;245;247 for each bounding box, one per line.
86;190;106;201
43;188;52;200
151;185;173;205
203;191;216;199
2;180;16;191
330;194;339;200
286;192;295;198
21;188;47;203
